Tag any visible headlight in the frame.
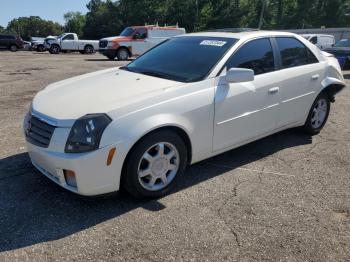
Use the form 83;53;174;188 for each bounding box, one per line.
65;114;112;153
107;41;114;47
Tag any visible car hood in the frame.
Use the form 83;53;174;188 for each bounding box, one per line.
100;36;132;42
32;67;180;124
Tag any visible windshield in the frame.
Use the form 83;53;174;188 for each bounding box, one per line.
120;27;135;37
124;36;237;82
334;39;350;47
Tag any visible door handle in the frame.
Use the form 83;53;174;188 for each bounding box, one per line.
312;74;320;80
268;87;279;94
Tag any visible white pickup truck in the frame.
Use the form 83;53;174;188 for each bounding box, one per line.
45;33;99;54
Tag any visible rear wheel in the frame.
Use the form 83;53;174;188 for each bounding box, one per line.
117;48;129;60
302;92;330;135
123;130;188;199
84;45;94;55
10;45;18;52
49;44;60;54
37;45;44;52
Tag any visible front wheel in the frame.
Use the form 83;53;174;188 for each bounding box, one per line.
49;45;60;54
302;92;330;135
123;130;188;199
117;48;129;60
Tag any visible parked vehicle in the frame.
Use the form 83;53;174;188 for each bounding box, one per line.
99;25;186;60
44;33;99;54
23;41;32;51
324;39;350;69
24;31;345;198
301;34;335;50
0;34;24;51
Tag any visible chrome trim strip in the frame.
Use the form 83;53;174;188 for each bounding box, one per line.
217;103;279;126
282;91;315;104
31;110;59;127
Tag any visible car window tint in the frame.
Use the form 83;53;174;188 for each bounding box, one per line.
276;37;318;69
135;28;147;39
310;36;317;44
225;38;275;75
63;34;74;40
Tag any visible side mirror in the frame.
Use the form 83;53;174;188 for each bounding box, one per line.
133;33;140;39
225;68;255;83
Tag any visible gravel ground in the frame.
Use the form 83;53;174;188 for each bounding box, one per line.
0;51;349;262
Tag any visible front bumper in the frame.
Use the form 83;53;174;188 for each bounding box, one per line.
26;138;124;196
99;48;116;57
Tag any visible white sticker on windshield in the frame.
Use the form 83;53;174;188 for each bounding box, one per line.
200;40;227;47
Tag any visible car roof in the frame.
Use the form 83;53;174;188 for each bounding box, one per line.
180;30;298;40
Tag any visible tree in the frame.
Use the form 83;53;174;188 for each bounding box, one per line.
64;12;86;37
6;16;63;40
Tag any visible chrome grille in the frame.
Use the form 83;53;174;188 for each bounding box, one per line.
25;115;56;148
99;40;108;48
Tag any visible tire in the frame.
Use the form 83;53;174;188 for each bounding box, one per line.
10;45;18;52
37;45;44;52
122;130;188;199
84;45;94;55
49;44;60;54
117;48;129;60
79;51;85;54
302;92;330;135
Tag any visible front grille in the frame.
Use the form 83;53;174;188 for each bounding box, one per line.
25;115;56;148
99;40;108;48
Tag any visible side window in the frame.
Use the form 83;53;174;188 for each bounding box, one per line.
135;28;147;39
276;37;318;69
63;34;74;41
225;38;275;75
309;36;318;44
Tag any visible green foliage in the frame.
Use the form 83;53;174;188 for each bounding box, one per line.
64;12;86;38
4;0;350;40
6;16;63;40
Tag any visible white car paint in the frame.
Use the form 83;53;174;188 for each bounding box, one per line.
25;31;346;196
45;33;99;52
301;34;335;50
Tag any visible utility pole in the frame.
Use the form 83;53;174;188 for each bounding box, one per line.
258;0;267;29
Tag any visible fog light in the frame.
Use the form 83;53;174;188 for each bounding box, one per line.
64;170;77;188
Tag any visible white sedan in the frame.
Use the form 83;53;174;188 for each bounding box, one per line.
24;31;346;198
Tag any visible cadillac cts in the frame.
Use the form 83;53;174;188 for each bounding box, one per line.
24;31;346;198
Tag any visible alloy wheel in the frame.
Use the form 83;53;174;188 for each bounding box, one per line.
137;142;180;191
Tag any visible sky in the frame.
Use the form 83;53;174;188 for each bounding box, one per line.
0;0;91;27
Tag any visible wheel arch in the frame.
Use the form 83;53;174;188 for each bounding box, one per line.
120;125;193;185
321;76;346;102
84;44;94;50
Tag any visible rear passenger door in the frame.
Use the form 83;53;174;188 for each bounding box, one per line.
274;37;325;128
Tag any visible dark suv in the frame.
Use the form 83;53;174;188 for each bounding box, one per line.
0;34;24;52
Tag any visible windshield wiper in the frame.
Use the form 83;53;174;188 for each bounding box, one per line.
138;70;185;82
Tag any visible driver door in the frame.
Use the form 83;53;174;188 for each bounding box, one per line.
61;34;77;50
132;28;150;55
213;38;280;151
